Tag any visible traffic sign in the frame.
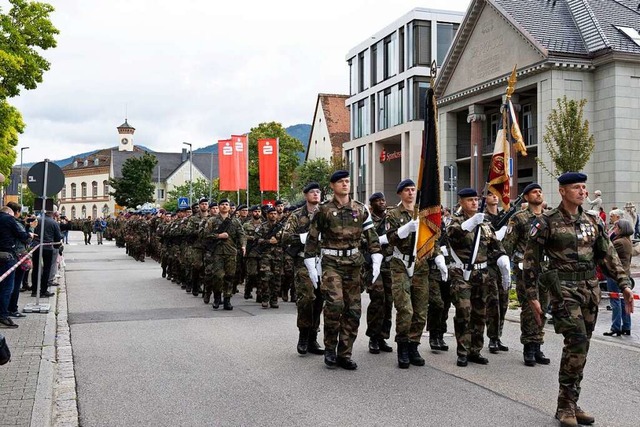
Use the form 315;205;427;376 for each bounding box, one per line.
27;161;65;197
178;197;190;209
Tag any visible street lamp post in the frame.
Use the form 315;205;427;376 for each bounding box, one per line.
20;146;30;208
183;142;193;204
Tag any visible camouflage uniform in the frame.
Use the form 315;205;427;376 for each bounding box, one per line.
484;211;508;344
524;204;630;416
185;211;207;295
175;215;191;287
243;217;262;301
257;218;285;307
504;206;548;346
203;214;246;307
427;230;452;350
447;212;505;358
304;197;381;360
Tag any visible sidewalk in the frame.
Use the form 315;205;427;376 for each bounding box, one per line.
0;264;78;427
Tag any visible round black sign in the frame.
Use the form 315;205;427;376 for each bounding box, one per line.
27;161;65;197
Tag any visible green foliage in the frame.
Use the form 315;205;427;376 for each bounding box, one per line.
163;177;239;212
293;158;332;201
247;122;304;204
20;185;56;213
0;99;24;179
108;152;158;208
536;96;595;177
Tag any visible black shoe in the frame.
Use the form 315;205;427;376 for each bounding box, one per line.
378;338;393;353
307;332;324;355
41;291;55;298
603;330;622;337
523;343;536;367
437;334;449;351
456;355;468;367
212;293;221;309
9;312;26;318
297;329;309;355
622;329;631;336
408;342;425;366
429;336;440;351
336;357;358;370
467;354;489;365
368;338;380;354
534;343;550;365
244;293;252;300
223;297;233;311
497;340;509;351
324;350;337;368
0;318;18;328
203;292;211;305
488;339;499;354
397;342;410;369
192;287;200;297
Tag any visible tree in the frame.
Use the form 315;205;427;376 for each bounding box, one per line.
164;178;213;211
20;185;56;213
109;152;158;208
247;122;304;204
537;96;595;177
0;0;58;180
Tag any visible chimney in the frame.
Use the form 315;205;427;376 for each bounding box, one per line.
181;148;188;162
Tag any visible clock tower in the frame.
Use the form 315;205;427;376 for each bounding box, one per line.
117;119;135;152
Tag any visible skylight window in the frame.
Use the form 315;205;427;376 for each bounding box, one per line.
615;25;640;47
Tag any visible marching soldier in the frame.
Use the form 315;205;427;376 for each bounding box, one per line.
524;172;634;427
257;207;284;308
446;188;510;367
185;198;208;295
243;206;263;301
427;227;452;352
283;182;324;355
304;170;381;370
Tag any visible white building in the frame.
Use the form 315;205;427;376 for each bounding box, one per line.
306;94;350;163
343;8;464;203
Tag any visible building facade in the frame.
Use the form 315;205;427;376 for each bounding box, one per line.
343;8;464;203
306;94;350;163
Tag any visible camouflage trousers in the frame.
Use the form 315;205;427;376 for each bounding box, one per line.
427;268;452;335
259;253;282;303
294;257;323;330
281;253;295;300
244;256;260;296
551;279;599;410
365;264;392;340
515;266;548;344
486;266;507;340
204;253;236;298
188;248;205;290
451;268;496;357
390;258;429;343
320;259;362;359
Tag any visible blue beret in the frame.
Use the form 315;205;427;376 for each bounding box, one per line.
557;172;587;185
369;192;385;203
229;201;236;207
522;183;542;195
218;199;230;205
330;170;349;183
303;182;320;193
457;188;478;198
209;202;218;207
396;179;416;194
266;206;276;213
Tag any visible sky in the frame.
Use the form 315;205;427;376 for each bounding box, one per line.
11;0;471;164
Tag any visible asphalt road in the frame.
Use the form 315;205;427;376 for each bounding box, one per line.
64;235;640;427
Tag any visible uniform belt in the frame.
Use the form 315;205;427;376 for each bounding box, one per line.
392;252;413;263
557;269;596;281
322;247;359;257
454;262;487;271
431;263;456;271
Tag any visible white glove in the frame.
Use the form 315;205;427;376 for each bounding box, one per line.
497;254;511;290
434;254;448;282
461;213;485;232
440;245;449;257
304;258;318;288
371;253;383;284
495;225;507;241
378;234;389;245
299;232;308;244
397;219;419;239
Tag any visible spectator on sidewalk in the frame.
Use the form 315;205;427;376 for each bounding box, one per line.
20;217;38;292
59;215;71;244
93;217;107;245
0;206;34;329
30;211;62;298
5;203;30;319
604;219;634;337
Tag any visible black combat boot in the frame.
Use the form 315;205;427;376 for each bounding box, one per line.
437;333;449;351
161;267;166;278
307;330;324;355
408;342;425;366
212;292;222;309
534;343;550;365
377;338;393;353
324;349;337;368
369;338;380;354
523;343;536;367
429;333;440;351
496;339;509;351
223;296;233;311
192;283;200;297
488;339;499;354
203;290;212;305
397;342;410;369
290;288;297;303
297;328;309;355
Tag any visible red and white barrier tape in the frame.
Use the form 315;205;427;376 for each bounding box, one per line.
602;291;640;300
0;242;59;283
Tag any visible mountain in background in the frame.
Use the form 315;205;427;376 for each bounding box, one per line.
22;124;311;168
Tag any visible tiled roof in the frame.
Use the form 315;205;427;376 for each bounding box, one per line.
111;150;218;181
61;148;117;170
319;94;350;152
117;119;135;130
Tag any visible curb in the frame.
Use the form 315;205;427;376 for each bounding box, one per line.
29;289;56;427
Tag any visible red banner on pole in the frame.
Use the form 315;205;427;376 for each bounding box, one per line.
231;134;248;190
258;138;279;192
218;139;237;191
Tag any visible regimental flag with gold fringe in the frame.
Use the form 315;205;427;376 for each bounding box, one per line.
416;87;442;261
487;99;527;210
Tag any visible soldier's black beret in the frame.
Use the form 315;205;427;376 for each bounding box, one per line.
219;199;230;205
369;192;385;203
557;172;587;185
457;188;478;198
330;170;349;183
237;204;248;210
396;179;416;194
248;205;259;212
191;203;198;211
303;182;320;193
266;206;276;213
198;197;208;204
209;202;218;207
275;200;284;206
522;183;542;195
230;201;236;207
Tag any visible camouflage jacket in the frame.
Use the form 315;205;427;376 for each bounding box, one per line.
283;204;317;258
485;209;506;230
203;214;246;256
257;219;285;257
446;211;505;266
503;207;539;263
185;211;208;249
304;196;380;265
370;209;393;258
523;204;630;300
243;218;263;258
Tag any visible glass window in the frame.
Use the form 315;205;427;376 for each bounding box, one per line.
102;204;109;216
81;205;87;218
399;26;405;73
370;45;377;86
61;186;66;199
412;20;431;67
71;183;77;199
92;181;98;198
384;32;398;79
71;206;76;219
522;104;536;146
489;112;500;147
81;182;87;198
412;79;430;120
157;188;165;200
358;51;365;92
436;22;459;66
103;180;109;196
61;207;66;217
94;158;99;166
92;205;98;219
349;58;356;96
354;99;366;138
357;146;366;202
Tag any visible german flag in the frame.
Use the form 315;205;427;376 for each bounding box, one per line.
416;87;442;261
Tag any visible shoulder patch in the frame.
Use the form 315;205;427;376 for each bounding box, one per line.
529;218;546;238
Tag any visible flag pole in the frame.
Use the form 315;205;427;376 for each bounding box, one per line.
276;137;280;200
246;134;249;206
